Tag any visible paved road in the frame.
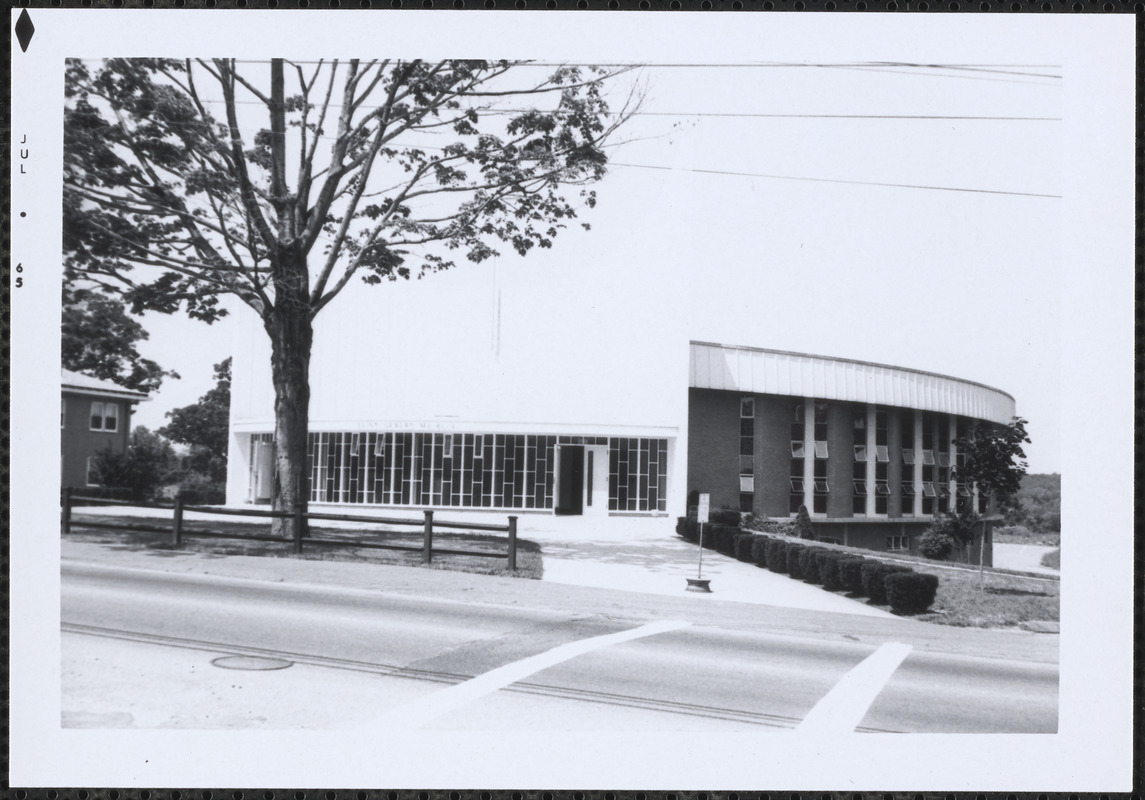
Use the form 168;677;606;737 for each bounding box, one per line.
62;560;1058;733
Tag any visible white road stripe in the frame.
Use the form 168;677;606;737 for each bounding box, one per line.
797;642;912;733
364;620;691;729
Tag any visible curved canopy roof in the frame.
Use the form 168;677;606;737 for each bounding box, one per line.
690;342;1015;425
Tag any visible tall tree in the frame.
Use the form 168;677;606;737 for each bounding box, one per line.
953;416;1031;582
64;58;638;537
159;357;231;483
62;285;178;393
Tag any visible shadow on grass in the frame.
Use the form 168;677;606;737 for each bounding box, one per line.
983;586;1052;597
65;515;543;579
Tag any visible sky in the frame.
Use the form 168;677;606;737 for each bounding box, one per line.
127;55;1062;472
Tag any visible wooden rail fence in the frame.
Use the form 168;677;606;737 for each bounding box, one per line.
61;487;519;570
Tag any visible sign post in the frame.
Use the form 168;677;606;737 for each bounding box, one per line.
687;493;713;593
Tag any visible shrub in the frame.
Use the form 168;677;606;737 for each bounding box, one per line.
766;539;788;573
734;533;757;562
710;508;743;526
174;472;227;505
885;572;940;614
800;548;826;583
743;515;796;536
699;522;719;549
751;536;769;567
794;504;816;540
836;557;868;594
819;552;848;591
676;516;688;538
918;529;956;561
786;543;808;579
714;525;739;555
861;562;915;605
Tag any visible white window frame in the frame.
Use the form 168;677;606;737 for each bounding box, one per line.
853;444;867;462
789;477;805;493
875;480;890;496
814;441;829;459
902;449;915;465
922;482;936;498
90;400;120;431
791;441;805;458
814;479;830;494
921;450;935;466
85;456;101;487
875;445;889;463
853;479;867;495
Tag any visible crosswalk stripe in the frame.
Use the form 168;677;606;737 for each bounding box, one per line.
797;642;912;733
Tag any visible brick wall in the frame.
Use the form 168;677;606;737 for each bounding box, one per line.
686;388;741;512
754;394;794;517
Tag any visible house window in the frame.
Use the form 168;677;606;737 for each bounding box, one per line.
886;535;909;551
85;456;101;487
89;401;119;432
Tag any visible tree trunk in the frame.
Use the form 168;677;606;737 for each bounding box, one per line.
266;248;314;542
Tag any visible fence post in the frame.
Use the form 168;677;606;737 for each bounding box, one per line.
423;510;434;564
294;503;304;554
507;516;518;571
172;495;184;546
61;487;73;534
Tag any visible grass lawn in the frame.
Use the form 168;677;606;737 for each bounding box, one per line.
906;561;1058;628
994;529;1061;547
65;514;543;580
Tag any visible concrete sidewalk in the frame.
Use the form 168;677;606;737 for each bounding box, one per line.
67;506;892;618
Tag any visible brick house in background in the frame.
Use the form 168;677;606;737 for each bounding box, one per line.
61;369;148;491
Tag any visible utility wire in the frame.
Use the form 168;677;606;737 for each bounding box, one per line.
611;162;1062;199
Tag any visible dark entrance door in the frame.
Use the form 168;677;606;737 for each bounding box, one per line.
555;445;584;515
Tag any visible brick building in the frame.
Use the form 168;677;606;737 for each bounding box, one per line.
686;342;1015;563
61;369;148;491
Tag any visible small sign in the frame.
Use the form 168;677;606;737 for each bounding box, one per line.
697;493;710;524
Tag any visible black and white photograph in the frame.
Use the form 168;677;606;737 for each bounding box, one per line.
9;9;1135;792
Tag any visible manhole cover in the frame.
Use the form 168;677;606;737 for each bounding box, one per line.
211;655;294;671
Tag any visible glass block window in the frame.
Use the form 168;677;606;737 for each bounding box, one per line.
609;437;669;513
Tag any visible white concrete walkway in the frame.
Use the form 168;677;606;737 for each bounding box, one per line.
66;505;893;618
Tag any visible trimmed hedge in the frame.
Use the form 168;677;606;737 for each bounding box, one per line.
715;525;739;555
710;508;743;526
800;548;828;583
836;557;868;595
766;539;788;573
819;552;848;591
734;533;757;562
885;572;940;614
786;543;808;579
861;562;916;605
751;536;769;567
699;522;720;550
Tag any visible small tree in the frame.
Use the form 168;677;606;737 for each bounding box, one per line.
794;504;816;540
953;416;1031;584
160;357;231;484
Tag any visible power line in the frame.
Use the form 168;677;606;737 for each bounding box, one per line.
610;162;1061;199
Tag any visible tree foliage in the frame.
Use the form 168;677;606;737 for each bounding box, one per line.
63;58;638;321
64;57;637;533
952;416;1031;505
91;426;180;500
1002;473;1061;533
794;504;816;540
62;285;178;393
159;357;231;483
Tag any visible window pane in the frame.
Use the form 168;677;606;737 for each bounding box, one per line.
790;478;804;493
853;479;866;495
853;445;867;462
740;398;754;418
814;480;829;494
875;445;889;463
105;404;119;431
739;475;754;493
90;402;103;429
814;441;828;459
739;455;754;475
902;449;915;465
791;441;805;458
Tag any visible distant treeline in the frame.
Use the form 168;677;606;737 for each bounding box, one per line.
1002;473;1061;534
